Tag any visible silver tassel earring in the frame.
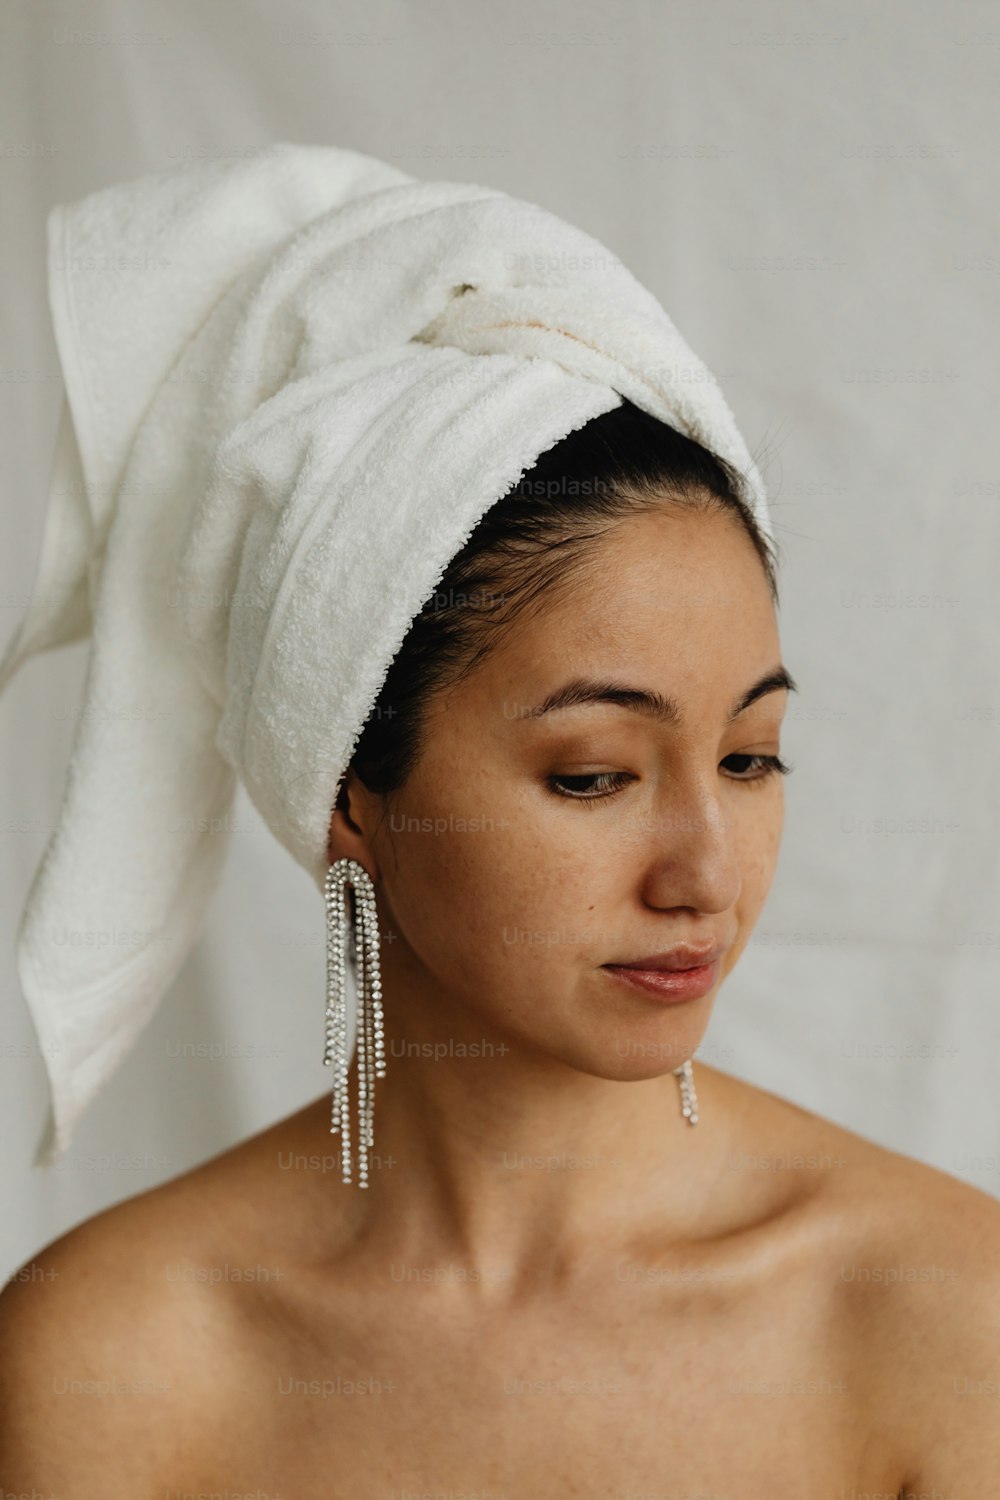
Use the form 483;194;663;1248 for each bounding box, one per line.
323;858;386;1188
673;1059;699;1125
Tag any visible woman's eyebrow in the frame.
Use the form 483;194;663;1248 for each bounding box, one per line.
521;666;798;729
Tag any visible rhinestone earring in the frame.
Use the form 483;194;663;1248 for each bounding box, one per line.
323;857;386;1188
673;1059;699;1125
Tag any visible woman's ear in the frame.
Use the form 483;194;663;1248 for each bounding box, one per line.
326;767;379;882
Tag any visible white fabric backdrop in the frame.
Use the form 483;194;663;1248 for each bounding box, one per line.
2;0;998;1280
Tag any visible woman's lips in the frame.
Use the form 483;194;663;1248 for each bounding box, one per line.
601;958;720;1003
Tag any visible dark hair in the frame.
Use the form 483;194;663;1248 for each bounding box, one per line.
345;398;779;810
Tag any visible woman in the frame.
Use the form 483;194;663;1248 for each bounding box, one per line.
2;398;999;1494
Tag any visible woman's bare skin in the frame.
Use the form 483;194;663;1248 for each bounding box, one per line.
2;1064;1000;1497
4;503;999;1495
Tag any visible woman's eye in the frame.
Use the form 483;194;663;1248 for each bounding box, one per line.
546;771;633;804
721;753;793;785
547;755;793;805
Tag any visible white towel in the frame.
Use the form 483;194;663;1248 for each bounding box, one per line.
0;142;771;1167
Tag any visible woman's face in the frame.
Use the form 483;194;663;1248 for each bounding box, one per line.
338;501;791;1080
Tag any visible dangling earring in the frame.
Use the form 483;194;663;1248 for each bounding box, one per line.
323;857;386;1188
673;1059;699;1125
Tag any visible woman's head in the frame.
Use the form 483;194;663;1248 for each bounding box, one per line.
327;399;794;1077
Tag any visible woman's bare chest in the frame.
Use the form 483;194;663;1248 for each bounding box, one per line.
170;1279;905;1499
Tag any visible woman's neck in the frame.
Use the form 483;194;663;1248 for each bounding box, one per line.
321;1009;744;1295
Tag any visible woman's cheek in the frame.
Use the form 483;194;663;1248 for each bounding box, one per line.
732;795;785;926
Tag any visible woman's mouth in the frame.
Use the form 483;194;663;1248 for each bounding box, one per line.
601;959;720;1003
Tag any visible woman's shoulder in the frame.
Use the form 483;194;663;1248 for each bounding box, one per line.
721;1068;1000;1482
827;1114;1000;1485
0;1096;327;1327
0;1198;206;1489
0;1104;320;1493
721;1064;1000;1267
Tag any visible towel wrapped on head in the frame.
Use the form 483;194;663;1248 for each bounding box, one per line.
0;142;771;1166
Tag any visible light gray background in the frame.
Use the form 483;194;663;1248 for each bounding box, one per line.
2;0;998;1280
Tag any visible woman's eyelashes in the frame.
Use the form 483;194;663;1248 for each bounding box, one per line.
546;769;633;803
723;752;794;787
546;754;793;805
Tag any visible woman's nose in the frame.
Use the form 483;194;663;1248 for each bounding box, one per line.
637;777;742;915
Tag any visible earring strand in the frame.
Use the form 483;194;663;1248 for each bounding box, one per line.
324;858;386;1187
